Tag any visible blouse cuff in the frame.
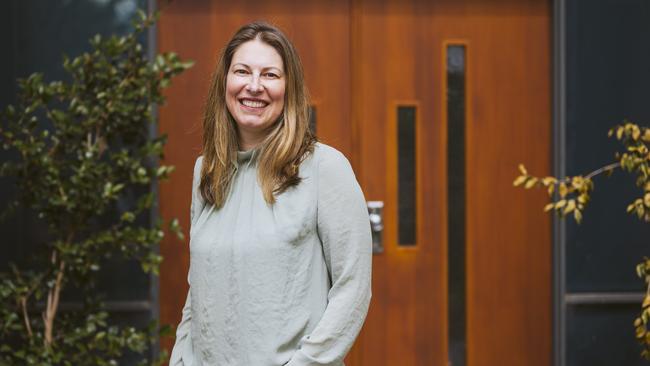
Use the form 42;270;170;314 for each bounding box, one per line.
286;349;344;366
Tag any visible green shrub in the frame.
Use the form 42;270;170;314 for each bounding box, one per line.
0;11;191;365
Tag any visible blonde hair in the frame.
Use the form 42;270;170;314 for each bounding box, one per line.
200;21;316;207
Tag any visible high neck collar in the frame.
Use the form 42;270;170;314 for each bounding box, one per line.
235;148;259;167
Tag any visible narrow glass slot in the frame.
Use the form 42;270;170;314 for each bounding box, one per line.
447;44;467;366
398;106;417;246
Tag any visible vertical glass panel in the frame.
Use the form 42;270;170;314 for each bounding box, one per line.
308;105;317;134
447;44;466;366
397;106;417;246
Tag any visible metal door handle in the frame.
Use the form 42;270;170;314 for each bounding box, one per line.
367;201;384;254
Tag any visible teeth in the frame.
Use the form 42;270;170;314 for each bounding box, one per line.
241;99;267;108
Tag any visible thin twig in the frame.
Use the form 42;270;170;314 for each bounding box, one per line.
20;296;33;338
585;162;621;180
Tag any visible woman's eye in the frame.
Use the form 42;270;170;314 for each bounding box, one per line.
234;69;248;75
264;72;279;78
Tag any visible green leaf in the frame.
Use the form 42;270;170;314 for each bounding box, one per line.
169;218;184;241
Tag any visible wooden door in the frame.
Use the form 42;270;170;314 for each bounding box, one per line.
350;0;552;365
158;0;552;365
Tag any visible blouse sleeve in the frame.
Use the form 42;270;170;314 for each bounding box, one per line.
286;149;373;366
169;156;204;366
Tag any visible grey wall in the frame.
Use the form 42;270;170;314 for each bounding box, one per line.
562;0;650;364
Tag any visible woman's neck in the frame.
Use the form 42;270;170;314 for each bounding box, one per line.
238;130;266;151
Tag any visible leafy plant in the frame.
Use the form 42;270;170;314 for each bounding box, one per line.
0;11;192;365
514;121;650;359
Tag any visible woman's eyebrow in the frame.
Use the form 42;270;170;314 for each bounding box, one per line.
231;63;250;69
263;66;283;73
231;63;282;72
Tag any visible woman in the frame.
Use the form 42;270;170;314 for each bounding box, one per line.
170;21;372;366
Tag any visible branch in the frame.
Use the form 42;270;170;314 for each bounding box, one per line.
43;250;65;347
20;296;33;338
585;161;621;180
43;231;73;348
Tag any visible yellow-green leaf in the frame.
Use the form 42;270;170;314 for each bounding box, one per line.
555;199;567;209
547;184;555;196
513;175;527;187
542;177;557;186
578;194;589;204
643;129;650;142
574;209;582;223
524;177;538;189
571;176;584;190
544;203;554;212
563;199;576;214
559;183;568;198
518;164;528;175
633;126;641;140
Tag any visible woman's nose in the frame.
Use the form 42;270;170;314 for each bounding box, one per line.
246;76;262;93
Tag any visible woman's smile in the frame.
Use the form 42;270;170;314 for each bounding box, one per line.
239;97;269;109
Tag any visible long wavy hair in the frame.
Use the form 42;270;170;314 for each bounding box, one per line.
199;21;316;208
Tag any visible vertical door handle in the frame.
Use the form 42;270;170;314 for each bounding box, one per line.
367;201;384;254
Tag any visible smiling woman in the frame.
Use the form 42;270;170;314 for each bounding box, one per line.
169;22;372;366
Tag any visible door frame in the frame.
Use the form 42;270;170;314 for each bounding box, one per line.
552;0;567;365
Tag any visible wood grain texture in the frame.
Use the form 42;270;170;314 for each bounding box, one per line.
157;0;214;356
447;1;553;366
354;0;551;365
354;1;447;364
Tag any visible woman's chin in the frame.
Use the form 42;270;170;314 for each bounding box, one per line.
238;121;267;132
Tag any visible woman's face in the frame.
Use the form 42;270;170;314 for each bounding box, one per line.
226;39;286;149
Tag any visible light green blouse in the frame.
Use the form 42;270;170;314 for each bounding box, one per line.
169;143;372;366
